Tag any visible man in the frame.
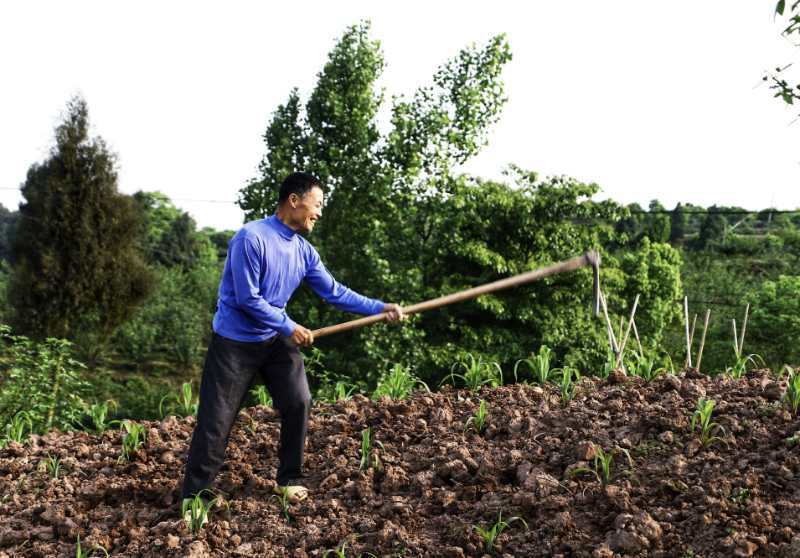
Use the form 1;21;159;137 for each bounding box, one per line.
180;172;404;520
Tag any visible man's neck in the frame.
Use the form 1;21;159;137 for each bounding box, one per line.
275;209;299;231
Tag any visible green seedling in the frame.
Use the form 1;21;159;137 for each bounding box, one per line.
87;400;121;433
45;454;62;479
271;486;294;523
513;345;556;384
464;399;488;434
322;538;378;558
628;353;672;382
3;410;34;446
473;512;528;554
373;363;430;400
118;420;147;463
359;427;384;472
729;487;751;506
569;445;633;487
159;381;199;417
783;366;800;415
182;489;218;533
556;366;580;405
598;349;617;380
725;353;764;379
250;385;273;407
445;352;503;392
690;397;727;448
785;431;800;447
74;534;110;557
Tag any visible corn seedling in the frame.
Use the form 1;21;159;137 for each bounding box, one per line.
373;363;429;400
568;445;633;487
783;367;800;415
182;489;217;533
271;486;294;523
464;399;488;433
88;400;120;433
556;366;580;405
359;427;384;472
628;352;672;382
785;431;800;448
45;454;62;479
322;539;378;558
118;420;147;463
690;398;727;448
251;385;273;407
74;534;110;557
3;410;33;446
473;512;528;554
725;353;764;379
446;352;503;392
513;345;556;384
159;381;199;418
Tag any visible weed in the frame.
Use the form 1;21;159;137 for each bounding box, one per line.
473;512;528;553
690;398;727;448
373;364;429;400
464;399;488;434
118;420;147;463
159;381;199;418
513;345;556;384
446;352;503;392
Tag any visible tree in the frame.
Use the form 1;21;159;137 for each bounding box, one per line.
765;1;800;114
693;205;727;250
669;202;687;243
9;96;154;346
646;200;671;243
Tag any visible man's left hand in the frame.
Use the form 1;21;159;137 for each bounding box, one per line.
383;303;406;323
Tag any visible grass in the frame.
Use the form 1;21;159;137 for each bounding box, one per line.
473;512;528;554
464;399;488;433
373;363;430;400
690;397;727;448
118;420;147;463
446;352;503;392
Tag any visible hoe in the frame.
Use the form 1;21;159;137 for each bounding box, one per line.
311;251;601;339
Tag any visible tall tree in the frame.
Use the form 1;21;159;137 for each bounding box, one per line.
669;202;687;243
9;96;153;343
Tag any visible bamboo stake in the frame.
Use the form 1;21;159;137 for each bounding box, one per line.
600;290;619;355
738;303;749;356
732;319;739;358
631;317;643;357
684;296;692;369
615;295;640;368
696;309;711;373
688;313;698;353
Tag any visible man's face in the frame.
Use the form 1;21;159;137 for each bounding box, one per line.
288;186;324;234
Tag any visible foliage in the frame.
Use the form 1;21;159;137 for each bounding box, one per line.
464;399;488;434
8;96;153;346
372;363;429;400
446;352;503;392
118;420;147;463
0;325;91;434
513;345;556;384
765;1;800;114
159;381;199;417
749;275;800;368
690;397;727;448
473;512;528;554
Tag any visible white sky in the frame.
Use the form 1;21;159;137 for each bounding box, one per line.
1;1;798;231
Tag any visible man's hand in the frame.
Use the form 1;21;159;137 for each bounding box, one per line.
383;303;406;323
290;325;315;347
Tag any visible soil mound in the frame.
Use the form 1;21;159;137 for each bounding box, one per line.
1;369;799;557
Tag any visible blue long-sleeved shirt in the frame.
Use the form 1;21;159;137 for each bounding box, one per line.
212;214;386;342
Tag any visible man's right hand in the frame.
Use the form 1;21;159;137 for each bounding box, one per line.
290;325;315;347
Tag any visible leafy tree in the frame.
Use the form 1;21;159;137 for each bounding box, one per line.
750;274;800;367
0;204;18;263
646;200;671;243
8;96;154;346
670;202;687;243
693;205;727;250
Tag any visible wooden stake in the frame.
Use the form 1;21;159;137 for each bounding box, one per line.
696;309;711;373
631;317;643;357
732;319;739;358
600;290;619;355
738;303;749;356
684;296;692;369
615;295;640;368
689;313;698;353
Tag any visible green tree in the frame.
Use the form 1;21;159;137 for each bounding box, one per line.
693;205;727;250
669;202;687;243
750;274;800;367
646;200;671;243
8;96;154;346
765;1;800;113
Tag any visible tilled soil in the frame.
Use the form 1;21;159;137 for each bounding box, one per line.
1;369;799;557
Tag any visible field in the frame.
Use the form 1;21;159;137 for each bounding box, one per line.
1;368;799;557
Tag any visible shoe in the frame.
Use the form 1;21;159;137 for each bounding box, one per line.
273;484;309;503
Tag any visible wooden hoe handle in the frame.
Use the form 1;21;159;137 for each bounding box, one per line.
311;250;601;340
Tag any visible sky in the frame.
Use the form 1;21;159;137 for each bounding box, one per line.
1;1;798;231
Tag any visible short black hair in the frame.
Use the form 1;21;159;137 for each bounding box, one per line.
278;172;324;205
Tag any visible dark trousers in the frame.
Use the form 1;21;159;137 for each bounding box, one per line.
180;332;311;500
